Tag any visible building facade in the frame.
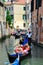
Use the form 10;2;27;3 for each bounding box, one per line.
14;2;27;29
14;0;31;30
31;0;43;44
0;0;6;38
5;0;31;30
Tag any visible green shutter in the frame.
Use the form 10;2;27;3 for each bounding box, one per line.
23;14;27;20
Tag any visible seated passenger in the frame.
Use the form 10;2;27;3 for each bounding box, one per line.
21;36;28;46
15;37;30;55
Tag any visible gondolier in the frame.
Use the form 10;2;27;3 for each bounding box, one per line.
26;31;32;46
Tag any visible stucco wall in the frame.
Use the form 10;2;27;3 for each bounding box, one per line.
14;4;26;29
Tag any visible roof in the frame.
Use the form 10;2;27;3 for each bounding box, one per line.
4;0;32;5
4;0;25;5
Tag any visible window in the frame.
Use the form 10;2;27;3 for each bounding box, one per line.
9;7;11;10
29;13;31;19
3;22;6;25
8;0;11;2
6;7;8;10
27;6;29;10
11;0;13;2
23;23;26;27
28;14;29;19
41;18;43;32
23;14;27;20
9;6;13;11
11;0;17;2
8;0;9;1
23;7;26;10
11;6;13;10
36;0;42;9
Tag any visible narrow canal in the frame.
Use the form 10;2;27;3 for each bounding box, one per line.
0;36;43;65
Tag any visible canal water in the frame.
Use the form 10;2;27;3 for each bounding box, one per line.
0;40;9;65
21;44;43;65
0;36;43;65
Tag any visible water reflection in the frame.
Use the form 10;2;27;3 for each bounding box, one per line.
21;44;43;65
0;40;9;65
6;36;20;54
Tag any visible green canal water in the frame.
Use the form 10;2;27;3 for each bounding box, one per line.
21;57;43;65
0;36;43;65
0;40;9;65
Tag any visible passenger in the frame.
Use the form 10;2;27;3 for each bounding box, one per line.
15;36;30;55
22;36;28;46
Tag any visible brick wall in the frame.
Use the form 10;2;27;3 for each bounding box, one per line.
32;0;43;43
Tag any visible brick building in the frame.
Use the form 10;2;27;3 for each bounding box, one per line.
31;0;43;44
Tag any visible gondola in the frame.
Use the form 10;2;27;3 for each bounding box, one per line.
7;37;31;63
7;46;31;63
5;55;20;65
